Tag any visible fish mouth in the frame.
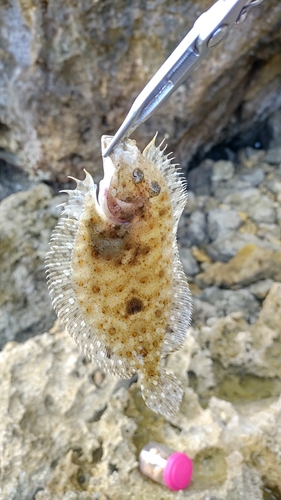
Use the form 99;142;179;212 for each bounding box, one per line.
99;135;134;224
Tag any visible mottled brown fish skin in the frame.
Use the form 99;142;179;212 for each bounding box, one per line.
71;139;174;381
46;135;191;417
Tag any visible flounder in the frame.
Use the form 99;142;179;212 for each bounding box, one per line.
46;135;192;417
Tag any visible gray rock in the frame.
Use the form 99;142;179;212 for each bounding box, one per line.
179;247;200;276
212;160;235;182
0;159;34;202
184;210;208;246
193;297;219;326
242;147;265;166
268;109;281;148
207;208;241;241
277;206;281;225
197;286;260;323
183;191;207;216
211;178;255;201
203;196;220;213
224;188;260;208
238;168;265;187
246;279;274;300
249;199;274;224
265;146;281;165
246;193;276;224
187;159;214;196
224;188;276;224
205;232;280;263
0;184;65;349
266;179;281;195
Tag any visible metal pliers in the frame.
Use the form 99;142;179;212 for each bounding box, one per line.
103;0;265;157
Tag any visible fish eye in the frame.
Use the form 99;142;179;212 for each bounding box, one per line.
132;168;144;183
149;181;161;196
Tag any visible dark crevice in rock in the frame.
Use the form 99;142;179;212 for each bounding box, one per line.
187;117;273;172
0;158;33;202
92;444;103;463
88;405;107;423
108;463;118;475
262;483;281;500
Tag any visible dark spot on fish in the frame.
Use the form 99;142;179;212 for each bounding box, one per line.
126;297;144;315
91;248;98;258
140;346;148;357
140;245;150;255
149;181;161;196
132;168;144;183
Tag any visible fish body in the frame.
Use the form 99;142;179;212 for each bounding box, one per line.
46;136;192;417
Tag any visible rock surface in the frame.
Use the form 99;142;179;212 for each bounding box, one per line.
178;138;281;327
0;184;66;348
197;244;281;289
0;0;281;180
2;288;281;499
0;77;281;497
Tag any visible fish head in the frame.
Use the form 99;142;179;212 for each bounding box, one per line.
99;135;161;224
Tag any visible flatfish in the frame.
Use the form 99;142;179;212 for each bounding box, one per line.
46;135;192;417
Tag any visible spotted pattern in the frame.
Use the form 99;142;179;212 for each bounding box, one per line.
71;140;174;379
46;135;192;417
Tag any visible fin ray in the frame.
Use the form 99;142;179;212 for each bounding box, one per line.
141;370;183;417
45;175;135;379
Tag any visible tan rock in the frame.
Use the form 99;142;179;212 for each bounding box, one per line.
197;244;281;289
2;314;281;499
0;184;66;348
191;246;212;263
190;283;281;398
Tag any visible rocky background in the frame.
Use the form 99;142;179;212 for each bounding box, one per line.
1;0;281;499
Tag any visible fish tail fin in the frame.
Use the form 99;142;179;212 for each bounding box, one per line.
141;370;183;418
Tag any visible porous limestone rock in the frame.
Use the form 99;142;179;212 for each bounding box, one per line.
0;184;66;348
196;244;281;289
2;293;281;499
0;0;281;181
189;283;281;401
